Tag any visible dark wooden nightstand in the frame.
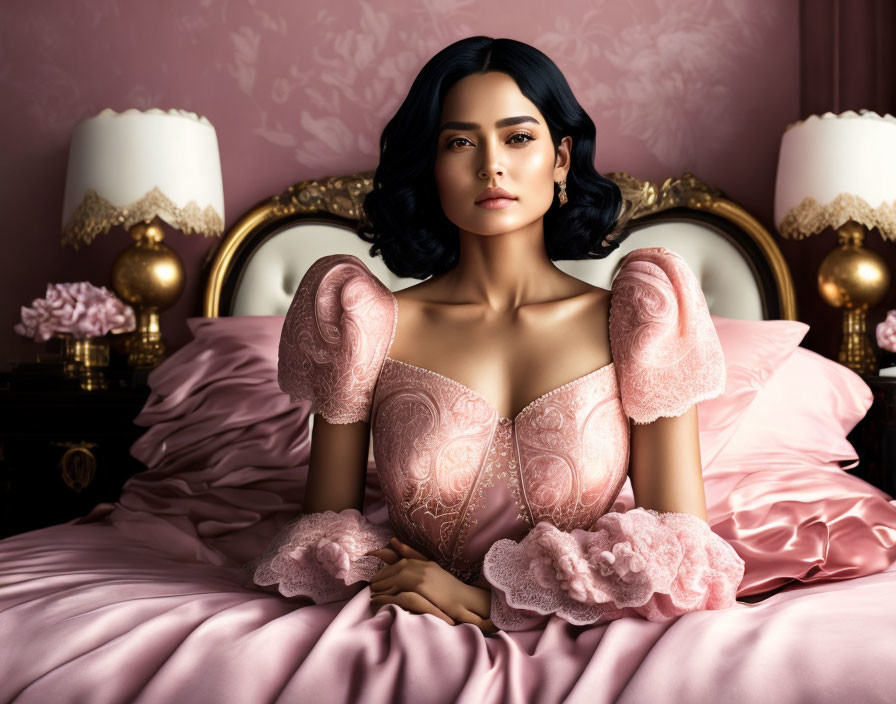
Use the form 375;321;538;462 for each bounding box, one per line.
846;375;896;498
0;362;152;538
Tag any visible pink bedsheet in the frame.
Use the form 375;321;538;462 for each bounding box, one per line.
3;482;896;703
1;316;895;703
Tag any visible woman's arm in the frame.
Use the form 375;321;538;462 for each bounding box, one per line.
249;414;394;603
302;416;371;514
629;405;708;522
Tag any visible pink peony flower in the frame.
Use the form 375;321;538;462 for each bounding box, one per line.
14;282;136;342
876;310;896;353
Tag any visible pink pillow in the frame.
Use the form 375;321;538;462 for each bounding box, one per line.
716;346;872;468
700;337;893;597
697;316;810;468
704;459;896;596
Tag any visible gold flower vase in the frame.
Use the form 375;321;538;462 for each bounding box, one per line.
57;333;111;391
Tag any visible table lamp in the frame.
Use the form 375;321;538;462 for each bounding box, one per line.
774;109;896;375
60;107;225;368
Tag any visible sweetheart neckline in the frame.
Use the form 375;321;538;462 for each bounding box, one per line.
382;289;615;422
381;356;616;423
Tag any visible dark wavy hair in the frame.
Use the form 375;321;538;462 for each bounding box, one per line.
357;36;625;279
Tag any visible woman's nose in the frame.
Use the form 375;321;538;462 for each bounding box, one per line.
478;138;505;179
478;162;504;179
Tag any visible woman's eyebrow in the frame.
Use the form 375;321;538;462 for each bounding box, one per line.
438;116;540;133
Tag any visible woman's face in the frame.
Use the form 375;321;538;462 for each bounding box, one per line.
433;71;570;237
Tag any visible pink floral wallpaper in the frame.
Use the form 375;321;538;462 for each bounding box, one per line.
0;0;799;365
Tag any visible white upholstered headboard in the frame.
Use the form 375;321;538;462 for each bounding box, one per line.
204;171;796;324
229;218;757;319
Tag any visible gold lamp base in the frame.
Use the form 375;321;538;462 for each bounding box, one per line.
817;219;890;375
111;216;185;369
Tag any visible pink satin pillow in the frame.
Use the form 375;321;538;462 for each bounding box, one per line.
704;459;896;596
698;324;894;597
696;315;810;468
717;346;872;468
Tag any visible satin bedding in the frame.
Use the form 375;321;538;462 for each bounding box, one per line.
2;315;896;702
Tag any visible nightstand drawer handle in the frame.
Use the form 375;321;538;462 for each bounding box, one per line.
60;446;97;493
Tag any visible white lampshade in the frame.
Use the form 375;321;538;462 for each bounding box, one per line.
774;110;896;240
61;107;225;248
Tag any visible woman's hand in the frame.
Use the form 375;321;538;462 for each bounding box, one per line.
366;537;497;635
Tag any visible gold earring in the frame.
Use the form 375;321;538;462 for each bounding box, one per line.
557;178;568;206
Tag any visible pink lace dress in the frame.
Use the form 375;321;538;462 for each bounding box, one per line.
251;247;745;631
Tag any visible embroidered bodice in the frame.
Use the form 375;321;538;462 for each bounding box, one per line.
276;247;726;584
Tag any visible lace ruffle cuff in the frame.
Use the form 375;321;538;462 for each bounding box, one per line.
250;508;394;603
482;507;745;631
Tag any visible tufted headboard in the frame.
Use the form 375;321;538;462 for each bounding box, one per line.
202;171;796;323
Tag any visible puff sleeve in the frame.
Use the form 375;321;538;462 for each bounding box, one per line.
608;246;726;425
277;253;397;424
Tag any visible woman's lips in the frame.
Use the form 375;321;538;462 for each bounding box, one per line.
475;197;517;209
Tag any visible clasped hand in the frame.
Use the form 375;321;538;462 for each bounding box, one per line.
365;537;497;635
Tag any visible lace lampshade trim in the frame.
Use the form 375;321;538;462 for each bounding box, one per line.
61;186;224;249
778;193;896;241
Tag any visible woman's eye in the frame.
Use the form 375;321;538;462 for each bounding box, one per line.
445;133;534;150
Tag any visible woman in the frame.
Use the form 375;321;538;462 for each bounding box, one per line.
249;36;744;635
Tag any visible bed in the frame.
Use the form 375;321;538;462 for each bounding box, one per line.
1;169;895;704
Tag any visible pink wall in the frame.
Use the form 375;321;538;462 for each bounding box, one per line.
0;0;799;366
